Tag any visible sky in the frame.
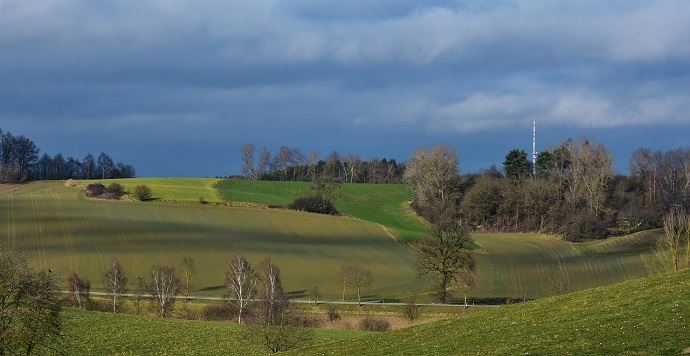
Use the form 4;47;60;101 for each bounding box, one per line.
1;0;689;177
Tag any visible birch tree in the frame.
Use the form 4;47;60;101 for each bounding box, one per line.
258;259;288;325
67;273;90;309
658;209;688;272
149;265;180;318
241;144;256;179
103;259;127;312
225;255;258;324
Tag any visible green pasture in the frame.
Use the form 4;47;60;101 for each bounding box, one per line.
298;269;690;355
81;178;223;203
216;179;428;242
1;182;419;298
63;309;363;355
0;180;660;301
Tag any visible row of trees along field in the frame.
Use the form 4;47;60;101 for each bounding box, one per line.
404;139;690;241
239;144;405;183
0;128;135;182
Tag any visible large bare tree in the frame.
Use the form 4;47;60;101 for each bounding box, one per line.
149;265;180;318
404;144;459;210
103;259;128;312
257;146;271;178
225;255;258;324
566;138;613;216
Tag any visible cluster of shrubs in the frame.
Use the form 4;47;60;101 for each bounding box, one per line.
359;316;391;332
288;196;339;215
86;183;125;199
85;183;152;201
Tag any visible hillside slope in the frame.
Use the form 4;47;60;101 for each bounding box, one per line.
296;269;690;355
1;182;419;298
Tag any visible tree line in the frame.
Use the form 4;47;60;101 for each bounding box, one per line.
239;144;405;183
0;127;135;183
405;140;690;241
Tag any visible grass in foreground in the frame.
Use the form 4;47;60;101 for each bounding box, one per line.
295;269;690;355
62;308;364;355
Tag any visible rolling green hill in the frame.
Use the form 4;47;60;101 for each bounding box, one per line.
216;179;428;242
295;269;690;355
0;180;662;300
1;181;420;298
81;178;224;203
63;308;364;355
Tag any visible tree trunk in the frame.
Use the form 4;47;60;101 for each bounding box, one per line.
357;287;361;306
113;293;116;313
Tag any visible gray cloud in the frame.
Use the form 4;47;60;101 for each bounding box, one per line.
1;0;689;175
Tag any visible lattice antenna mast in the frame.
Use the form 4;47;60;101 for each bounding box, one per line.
532;119;537;177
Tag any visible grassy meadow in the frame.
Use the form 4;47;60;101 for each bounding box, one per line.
297;269;690;355
1;181;420;298
0;179;660;300
63;308;364;355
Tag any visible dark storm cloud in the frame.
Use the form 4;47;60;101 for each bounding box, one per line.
0;0;689;175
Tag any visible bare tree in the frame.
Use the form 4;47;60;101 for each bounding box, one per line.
338;266;350;301
149;265;180;318
97;152;114;180
241;144;256;179
12;136;39;182
103;259;128;312
658;209;688;272
566;139;613;215
225;255;258;324
67;272;90;309
456;270;475;308
404;145;459;209
258;259;289;325
345;154;361;183
342;264;372;306
307;151;319;181
257;147;271;178
133;276;147;315
274;146;291;181
181;256;196;303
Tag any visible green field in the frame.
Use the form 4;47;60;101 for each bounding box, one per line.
63;308;364;355
0;180;660;300
218;179;429;242
82;178;224;203
80;178;427;242
2;182;419;298
297;269;690;355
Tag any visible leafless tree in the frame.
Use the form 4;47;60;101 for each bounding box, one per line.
658;209;688;272
103;259;128;312
307;151;319;181
274;146;291;180
258;259;289;325
181;256;196;303
241;144;256;179
149;265;180;318
456;270;475;308
133;276;147;315
257;146;271;178
225;255;258;324
630;148;657;205
566;138;613;216
341;264;372;306
345;154;361;183
404;144;459;209
67;272;90;309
